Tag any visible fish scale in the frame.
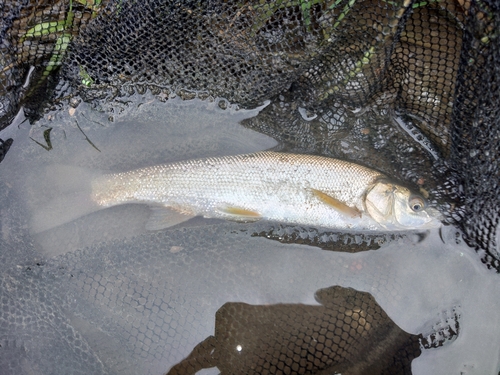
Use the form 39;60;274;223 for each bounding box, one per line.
30;151;441;233
88;151;436;231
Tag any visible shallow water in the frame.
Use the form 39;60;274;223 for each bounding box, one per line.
0;95;499;374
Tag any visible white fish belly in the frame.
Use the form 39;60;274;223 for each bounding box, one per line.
91;151;385;230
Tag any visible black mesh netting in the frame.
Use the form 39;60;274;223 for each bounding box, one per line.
167;286;458;375
0;0;499;374
1;0;498;269
0;191;461;374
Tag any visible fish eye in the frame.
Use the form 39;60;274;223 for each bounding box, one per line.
409;195;426;212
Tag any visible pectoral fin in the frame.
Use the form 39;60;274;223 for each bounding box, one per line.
145;206;195;231
311;188;361;218
218;206;262;222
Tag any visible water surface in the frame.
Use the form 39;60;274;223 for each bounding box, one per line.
0;95;498;374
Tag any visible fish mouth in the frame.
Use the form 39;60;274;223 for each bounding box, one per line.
422;206;444;226
425;206;443;219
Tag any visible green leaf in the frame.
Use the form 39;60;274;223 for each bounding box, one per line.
23;20;66;39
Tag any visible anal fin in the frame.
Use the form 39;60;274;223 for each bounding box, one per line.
217;206;262;222
311;188;361;218
145;206;195;231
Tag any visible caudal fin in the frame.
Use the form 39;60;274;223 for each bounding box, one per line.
30;165;104;233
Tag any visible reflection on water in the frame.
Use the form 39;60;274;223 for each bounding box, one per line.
0;95;499;375
169;285;457;375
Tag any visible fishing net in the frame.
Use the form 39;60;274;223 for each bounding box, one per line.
0;0;499;374
167;285;458;375
0;213;463;375
1;0;498;269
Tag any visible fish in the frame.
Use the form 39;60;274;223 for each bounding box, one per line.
31;151;442;233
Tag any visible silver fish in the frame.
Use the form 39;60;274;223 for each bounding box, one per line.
31;151;441;233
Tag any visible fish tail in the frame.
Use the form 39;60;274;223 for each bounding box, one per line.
30;165;104;233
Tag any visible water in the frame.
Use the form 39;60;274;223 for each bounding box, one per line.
0;94;499;374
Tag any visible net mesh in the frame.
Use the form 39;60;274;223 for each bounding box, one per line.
0;216;461;375
1;0;498;269
167;286;457;375
0;0;499;373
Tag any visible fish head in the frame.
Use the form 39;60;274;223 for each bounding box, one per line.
365;180;442;230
